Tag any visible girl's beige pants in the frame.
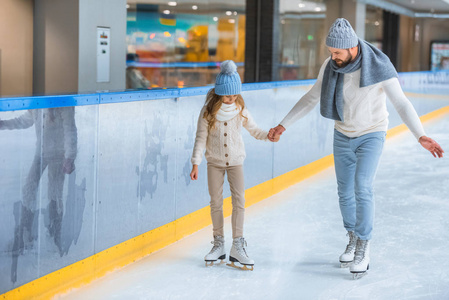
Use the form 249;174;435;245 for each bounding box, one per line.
207;163;245;239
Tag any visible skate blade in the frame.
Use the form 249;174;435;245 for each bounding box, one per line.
352;272;368;280
351;264;369;279
340;262;352;268
226;261;254;271
205;259;226;267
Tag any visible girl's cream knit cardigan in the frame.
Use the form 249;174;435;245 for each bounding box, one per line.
191;106;268;167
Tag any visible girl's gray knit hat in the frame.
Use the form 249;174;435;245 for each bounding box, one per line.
326;18;358;49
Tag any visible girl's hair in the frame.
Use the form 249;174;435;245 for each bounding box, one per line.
203;88;246;129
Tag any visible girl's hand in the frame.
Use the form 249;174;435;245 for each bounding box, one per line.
267;132;279;142
190;165;199;180
268;125;284;142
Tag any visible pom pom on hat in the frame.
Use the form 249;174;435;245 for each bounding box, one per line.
215;60;242;96
326;18;359;49
220;60;237;75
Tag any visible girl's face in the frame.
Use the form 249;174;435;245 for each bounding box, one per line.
222;94;237;105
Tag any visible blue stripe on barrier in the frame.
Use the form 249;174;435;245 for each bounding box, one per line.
0;80;317;111
0;94;100;111
0;71;447;112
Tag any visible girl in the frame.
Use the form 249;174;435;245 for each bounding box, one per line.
190;60;269;271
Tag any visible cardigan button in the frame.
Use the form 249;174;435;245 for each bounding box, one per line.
226;162;229;166
224;133;227;136
224;144;227;147
224;122;227;126
225;154;228;157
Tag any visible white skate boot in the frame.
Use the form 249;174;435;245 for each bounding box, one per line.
339;231;358;268
227;237;254;271
204;236;226;267
350;239;370;279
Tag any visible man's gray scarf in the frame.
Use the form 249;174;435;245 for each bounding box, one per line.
320;39;398;121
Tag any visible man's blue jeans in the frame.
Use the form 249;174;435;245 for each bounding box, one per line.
333;130;386;240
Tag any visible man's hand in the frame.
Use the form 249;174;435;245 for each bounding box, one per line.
268;125;285;142
267;133;280;142
418;136;444;158
190;165;199;180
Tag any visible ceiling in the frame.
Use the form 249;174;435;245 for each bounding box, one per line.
126;0;449;16
383;0;449;13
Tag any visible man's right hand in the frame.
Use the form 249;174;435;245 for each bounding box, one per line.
268;125;285;142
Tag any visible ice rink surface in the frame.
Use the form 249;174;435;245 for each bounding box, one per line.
59;115;449;300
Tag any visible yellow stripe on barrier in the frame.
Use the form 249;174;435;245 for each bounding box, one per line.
2;105;448;300
404;92;449;100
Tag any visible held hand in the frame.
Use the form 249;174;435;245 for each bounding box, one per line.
268;125;285;142
267;131;280;142
190;165;199;180
419;136;444;158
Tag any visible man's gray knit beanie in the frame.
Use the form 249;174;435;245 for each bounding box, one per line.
326;18;358;49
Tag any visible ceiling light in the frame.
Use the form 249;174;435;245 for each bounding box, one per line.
213;17;218;21
314;7;321;11
192;5;198;10
226;11;232;16
163;10;170;14
168;2;177;6
299;3;305;8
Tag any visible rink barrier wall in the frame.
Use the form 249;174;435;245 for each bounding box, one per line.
1;71;448;299
4;106;449;300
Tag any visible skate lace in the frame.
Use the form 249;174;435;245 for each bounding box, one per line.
236;238;249;258
344;232;357;254
209;240;222;254
353;239;368;264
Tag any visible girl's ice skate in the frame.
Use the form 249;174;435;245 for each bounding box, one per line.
339;231;357;268
227;237;254;271
350;239;370;279
204;236;226;266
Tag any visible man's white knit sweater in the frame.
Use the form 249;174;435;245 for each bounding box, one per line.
191;107;268;167
280;57;426;140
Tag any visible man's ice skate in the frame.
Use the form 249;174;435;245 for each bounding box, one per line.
339;231;357;268
204;236;226;267
227;237;254;271
350;239;370;279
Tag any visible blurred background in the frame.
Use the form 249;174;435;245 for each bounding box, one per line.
1;0;449;98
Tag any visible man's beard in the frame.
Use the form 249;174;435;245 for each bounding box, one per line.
334;53;353;68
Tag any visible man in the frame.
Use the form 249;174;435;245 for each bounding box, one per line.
268;18;444;279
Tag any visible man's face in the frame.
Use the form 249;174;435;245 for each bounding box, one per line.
328;47;353;68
